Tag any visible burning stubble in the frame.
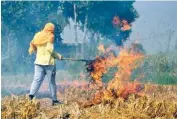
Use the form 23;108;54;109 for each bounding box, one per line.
79;43;145;107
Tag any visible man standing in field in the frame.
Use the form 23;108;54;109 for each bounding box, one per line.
28;22;63;105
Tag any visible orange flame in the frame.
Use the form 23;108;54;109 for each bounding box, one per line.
121;20;131;31
83;43;145;106
112;16;131;31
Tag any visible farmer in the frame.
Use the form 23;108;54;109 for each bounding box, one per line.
28;22;63;105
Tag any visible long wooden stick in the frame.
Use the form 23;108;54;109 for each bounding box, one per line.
61;58;93;62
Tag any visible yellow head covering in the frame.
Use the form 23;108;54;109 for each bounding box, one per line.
28;23;55;54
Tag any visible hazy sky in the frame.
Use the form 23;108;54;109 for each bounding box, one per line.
130;1;177;54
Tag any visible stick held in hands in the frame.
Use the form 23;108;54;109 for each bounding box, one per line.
60;57;93;62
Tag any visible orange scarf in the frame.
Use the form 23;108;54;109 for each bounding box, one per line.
29;23;55;53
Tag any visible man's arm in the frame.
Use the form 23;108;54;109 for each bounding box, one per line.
28;42;36;55
46;42;62;59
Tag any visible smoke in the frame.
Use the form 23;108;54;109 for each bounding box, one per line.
1;23;33;74
2;1;138;74
1;1;138;97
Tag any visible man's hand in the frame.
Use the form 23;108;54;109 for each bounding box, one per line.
59;55;63;60
60;56;64;60
29;49;33;55
28;43;36;55
57;53;63;60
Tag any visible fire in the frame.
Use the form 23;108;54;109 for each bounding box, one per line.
82;43;145;107
88;52;118;88
121;19;131;31
97;44;105;53
106;46;144;98
112;16;131;31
